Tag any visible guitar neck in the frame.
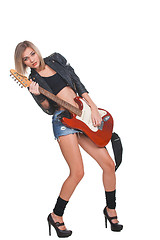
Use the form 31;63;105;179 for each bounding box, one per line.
39;87;82;116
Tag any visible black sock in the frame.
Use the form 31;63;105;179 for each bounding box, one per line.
53;196;69;216
105;190;116;209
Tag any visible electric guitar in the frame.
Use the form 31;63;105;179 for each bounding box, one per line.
10;69;114;147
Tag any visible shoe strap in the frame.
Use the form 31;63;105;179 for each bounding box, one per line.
108;216;117;220
55;222;65;227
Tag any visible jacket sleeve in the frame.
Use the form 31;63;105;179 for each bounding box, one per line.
28;74;58;115
51;53;89;97
66;64;89;97
29;91;57;115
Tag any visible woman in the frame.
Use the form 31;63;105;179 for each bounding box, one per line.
14;41;123;237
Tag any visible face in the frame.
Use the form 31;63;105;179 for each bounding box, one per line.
22;47;40;70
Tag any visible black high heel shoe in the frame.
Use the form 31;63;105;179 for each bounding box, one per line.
47;213;72;238
103;207;123;232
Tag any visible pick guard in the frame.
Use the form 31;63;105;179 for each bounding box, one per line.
76;99;107;132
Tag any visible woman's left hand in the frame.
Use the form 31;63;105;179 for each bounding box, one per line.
91;105;102;127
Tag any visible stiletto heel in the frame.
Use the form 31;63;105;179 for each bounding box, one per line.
103;207;123;232
105;216;107;228
47;213;72;238
48;222;51;236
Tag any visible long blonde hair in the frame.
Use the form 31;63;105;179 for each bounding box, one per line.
14;40;45;74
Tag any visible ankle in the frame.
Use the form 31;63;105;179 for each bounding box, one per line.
106;207;116;214
51;212;63;221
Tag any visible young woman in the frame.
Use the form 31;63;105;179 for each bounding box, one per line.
14;41;123;237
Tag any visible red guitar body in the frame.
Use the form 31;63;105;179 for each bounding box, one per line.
61;97;113;147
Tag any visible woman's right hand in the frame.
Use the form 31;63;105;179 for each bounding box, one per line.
29;80;40;95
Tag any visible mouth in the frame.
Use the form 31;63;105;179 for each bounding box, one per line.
32;62;37;67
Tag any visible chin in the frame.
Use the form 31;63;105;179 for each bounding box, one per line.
34;63;40;69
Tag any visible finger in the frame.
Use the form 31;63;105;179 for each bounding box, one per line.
94;119;102;127
30;82;37;89
93;119;97;127
29;82;36;92
36;84;40;94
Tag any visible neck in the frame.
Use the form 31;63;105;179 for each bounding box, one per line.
34;65;43;73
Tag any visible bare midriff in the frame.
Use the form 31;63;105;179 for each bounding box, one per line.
56;86;79;110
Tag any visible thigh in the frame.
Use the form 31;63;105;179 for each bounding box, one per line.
58;133;84;172
77;134;114;169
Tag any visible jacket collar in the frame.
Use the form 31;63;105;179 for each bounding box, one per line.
31;57;70;82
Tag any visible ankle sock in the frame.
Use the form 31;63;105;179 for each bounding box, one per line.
53;196;69;216
105;190;116;209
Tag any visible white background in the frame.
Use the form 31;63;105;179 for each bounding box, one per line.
1;0;160;239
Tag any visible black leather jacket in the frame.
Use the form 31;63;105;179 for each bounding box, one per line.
29;53;89;115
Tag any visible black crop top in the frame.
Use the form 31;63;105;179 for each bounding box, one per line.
43;73;67;95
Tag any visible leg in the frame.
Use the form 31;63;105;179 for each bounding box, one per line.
52;133;84;229
58;133;84;200
77;134;115;191
77;134;119;223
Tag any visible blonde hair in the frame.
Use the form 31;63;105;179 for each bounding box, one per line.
14;40;45;74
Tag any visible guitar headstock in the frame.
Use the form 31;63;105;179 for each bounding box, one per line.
10;69;31;88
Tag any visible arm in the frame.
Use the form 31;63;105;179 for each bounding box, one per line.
39;98;50;110
81;92;102;127
29;80;50;110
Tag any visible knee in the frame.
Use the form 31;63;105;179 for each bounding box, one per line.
71;168;84;183
103;159;115;173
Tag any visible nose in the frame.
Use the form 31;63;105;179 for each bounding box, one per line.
30;56;34;63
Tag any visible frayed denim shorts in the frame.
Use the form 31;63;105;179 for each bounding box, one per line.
52;110;82;140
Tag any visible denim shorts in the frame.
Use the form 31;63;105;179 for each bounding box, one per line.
52;110;82;140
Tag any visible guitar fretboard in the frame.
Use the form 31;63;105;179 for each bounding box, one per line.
39;87;82;116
